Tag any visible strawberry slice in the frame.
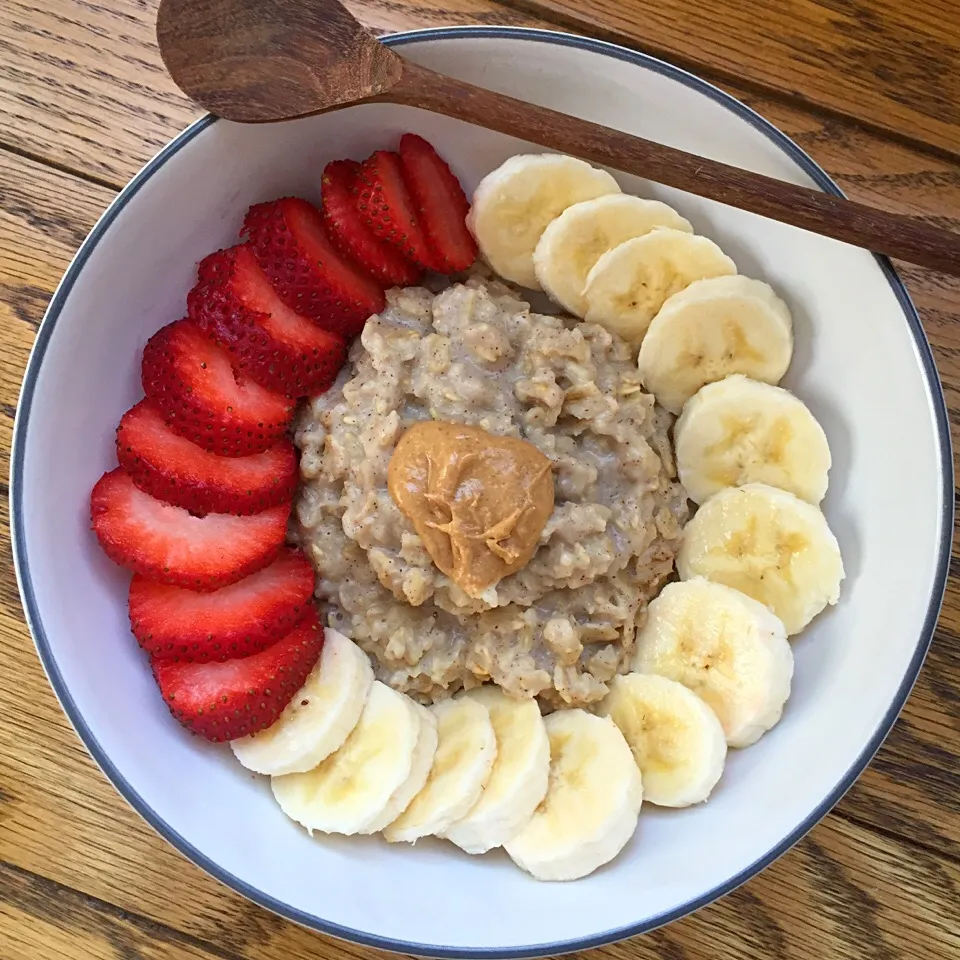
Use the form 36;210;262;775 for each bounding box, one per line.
321;159;423;288
399;134;478;273
116;399;297;516
141;318;294;457
152;608;323;741
242;197;384;340
129;547;316;663
187;245;347;397
91;468;288;591
355;150;441;271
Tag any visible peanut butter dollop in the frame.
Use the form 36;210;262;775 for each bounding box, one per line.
387;421;555;598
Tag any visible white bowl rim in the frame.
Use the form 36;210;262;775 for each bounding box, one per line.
10;25;954;959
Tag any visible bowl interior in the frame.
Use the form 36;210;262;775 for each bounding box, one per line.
13;29;949;957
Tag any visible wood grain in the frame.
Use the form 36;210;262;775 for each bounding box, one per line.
1;0;959;958
502;0;960;158
0;863;225;960
0;0;550;187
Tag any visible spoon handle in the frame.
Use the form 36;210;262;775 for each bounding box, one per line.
383;60;960;277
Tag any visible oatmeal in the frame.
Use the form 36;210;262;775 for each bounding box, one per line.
293;272;688;708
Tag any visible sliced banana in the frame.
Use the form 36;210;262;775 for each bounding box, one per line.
533;195;693;316
467;154;621;289
271;681;426;836
231;629;373;776
632;579;794;747
637;275;793;414
441;685;550;855
598;673;727;806
582;229;736;343
504;710;642;882
366;703;439;833
384;695;497;843
675;375;832;505
677;484;844;636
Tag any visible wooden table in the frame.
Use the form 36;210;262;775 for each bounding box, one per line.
1;2;958;958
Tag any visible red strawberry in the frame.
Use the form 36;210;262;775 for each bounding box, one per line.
141;318;294;457
129;547;316;663
91;468;288;591
152;608;324;741
399;134;478;273
242;197;384;340
187;245;347;398
355;150;441;271
321;159;423;288
116;399;297;516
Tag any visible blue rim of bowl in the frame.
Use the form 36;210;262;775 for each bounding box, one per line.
10;25;953;960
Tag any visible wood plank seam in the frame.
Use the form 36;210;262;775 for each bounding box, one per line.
493;0;960;166
0;139;122;193
840;811;960;865
0;860;249;960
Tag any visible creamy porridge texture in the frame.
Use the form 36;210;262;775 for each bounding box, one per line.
294;271;688;708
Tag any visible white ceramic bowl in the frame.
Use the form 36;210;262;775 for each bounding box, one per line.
11;26;952;958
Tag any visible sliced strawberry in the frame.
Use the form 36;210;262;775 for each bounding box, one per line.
242;197;384;340
116;399;297;516
91;468;288;590
399;134;478;273
142;318;294;457
152;608;324;741
129;547;316;663
321;159;423;288
187;245;347;397
355;150;441;271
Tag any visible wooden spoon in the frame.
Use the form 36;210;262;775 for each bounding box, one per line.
156;0;960;276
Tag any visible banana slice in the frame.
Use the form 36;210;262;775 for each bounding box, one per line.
504;710;642;882
637;275;793;414
441;685;550;855
384;695;497;843
598;673;726;806
677;484;844;636
366;703;439;833
582;229;736;343
632;579;793;747
467;154;621;289
231;628;374;776
533;195;693;316
675;375;832;505
271;681;429;836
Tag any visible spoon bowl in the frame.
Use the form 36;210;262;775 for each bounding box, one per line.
157;0;403;121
